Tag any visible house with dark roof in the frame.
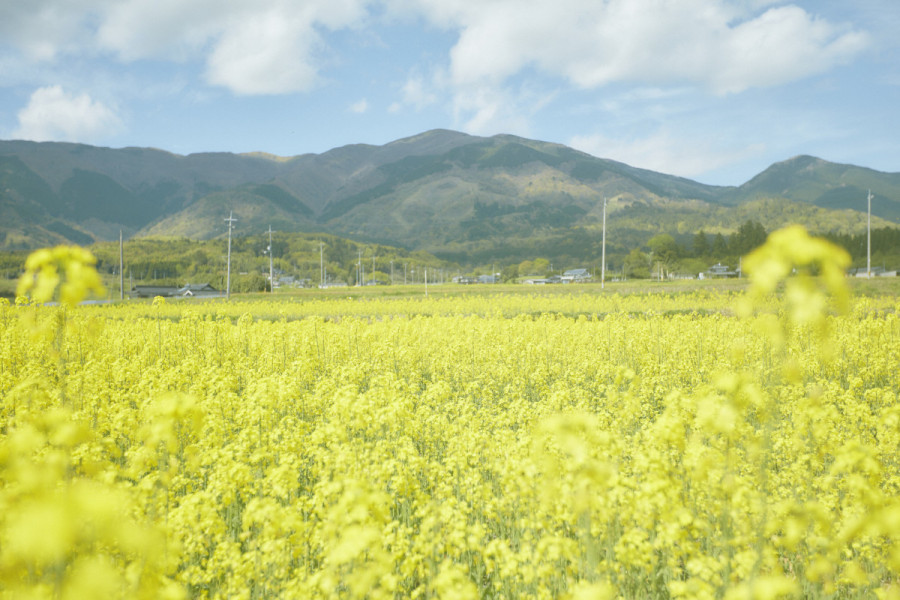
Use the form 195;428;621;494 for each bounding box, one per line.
130;283;221;299
704;263;738;278
561;268;591;283
177;283;221;297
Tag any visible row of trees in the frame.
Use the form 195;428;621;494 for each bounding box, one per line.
86;233;453;292
617;220;767;279
4;220;899;295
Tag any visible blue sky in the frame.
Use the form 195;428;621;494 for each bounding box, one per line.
1;0;897;185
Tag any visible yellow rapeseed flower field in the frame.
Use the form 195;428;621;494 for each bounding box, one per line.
1;230;898;599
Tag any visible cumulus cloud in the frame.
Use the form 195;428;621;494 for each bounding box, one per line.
12;85;123;143
0;0;103;61
389;74;439;112
98;0;371;94
396;0;868;94
0;0;872;104
570;129;766;180
1;0;371;95
349;98;369;113
205;9;322;94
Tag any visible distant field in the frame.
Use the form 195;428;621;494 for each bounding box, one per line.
4;273;899;305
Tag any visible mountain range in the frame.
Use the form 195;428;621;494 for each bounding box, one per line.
2;129;898;263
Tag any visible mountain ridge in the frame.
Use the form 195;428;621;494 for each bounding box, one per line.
1;130;898;263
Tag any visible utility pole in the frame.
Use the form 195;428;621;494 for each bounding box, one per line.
267;225;274;294
601;197;607;290
319;242;325;287
225;211;237;299
372;254;376;284
867;189;873;278
357;249;362;286
119;229;124;300
425;267;428;298
390;260;394;285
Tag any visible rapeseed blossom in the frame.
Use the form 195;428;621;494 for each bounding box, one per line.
1;228;898;598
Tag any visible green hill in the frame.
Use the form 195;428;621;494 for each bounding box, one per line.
1;131;898;268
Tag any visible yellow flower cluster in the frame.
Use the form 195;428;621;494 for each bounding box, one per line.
16;246;106;308
1;228;898;599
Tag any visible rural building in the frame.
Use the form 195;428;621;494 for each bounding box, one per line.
704;263;738;278
849;266;898;277
178;283;220;297
130;283;221;298
561;268;591;283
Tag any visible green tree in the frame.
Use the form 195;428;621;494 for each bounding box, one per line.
712;233;728;258
624;248;650;279
501;264;519;282
693;230;711;257
730;220;767;256
517;260;534;276
647;234;680;267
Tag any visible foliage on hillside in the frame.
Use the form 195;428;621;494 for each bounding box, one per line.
2;133;899;265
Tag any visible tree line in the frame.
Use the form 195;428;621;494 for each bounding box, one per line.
2;221;899;297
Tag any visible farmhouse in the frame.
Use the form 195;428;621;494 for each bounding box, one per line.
704;263;738;278
178;283;221;297
561;268;591;283
848;267;898;277
130;283;221;298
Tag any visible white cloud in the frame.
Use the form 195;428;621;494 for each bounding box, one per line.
12;85;123;143
569;129;766;180
396;0;869;94
378;0;871;143
0;0;103;61
98;0;372;95
452;83;555;137
0;0;372;95
349;98;369;113
389;74;439;112
96;0;228;62
205;9;322;95
0;0;870;101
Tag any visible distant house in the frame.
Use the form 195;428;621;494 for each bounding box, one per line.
848;266;898;277
561;268;591;283
452;276;477;284
668;272;696;280
477;274;498;284
523;278;549;285
705;263;737;278
130;285;179;299
177;283;220;297
130;283;220;299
